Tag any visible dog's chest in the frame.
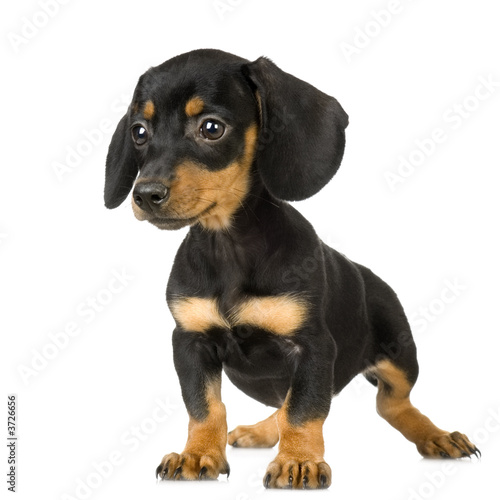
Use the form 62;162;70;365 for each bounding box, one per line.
169;229;309;336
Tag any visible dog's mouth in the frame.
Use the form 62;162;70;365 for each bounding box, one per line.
143;202;217;230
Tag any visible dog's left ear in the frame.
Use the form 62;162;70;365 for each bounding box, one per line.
104;109;138;209
242;57;348;201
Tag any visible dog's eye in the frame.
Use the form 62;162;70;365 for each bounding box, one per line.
131;125;148;146
200;120;225;140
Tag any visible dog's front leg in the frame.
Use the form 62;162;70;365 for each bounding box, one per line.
264;331;335;490
156;328;229;481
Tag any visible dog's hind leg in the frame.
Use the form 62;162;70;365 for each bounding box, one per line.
228;411;279;448
360;265;479;459
370;360;480;459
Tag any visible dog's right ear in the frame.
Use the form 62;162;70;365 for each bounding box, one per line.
104;109;138;209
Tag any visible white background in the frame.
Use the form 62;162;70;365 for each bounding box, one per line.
2;0;499;499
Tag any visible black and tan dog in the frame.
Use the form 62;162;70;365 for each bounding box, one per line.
104;49;479;489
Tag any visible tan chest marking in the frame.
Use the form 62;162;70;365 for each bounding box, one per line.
170;295;308;335
231;296;308;336
170;297;230;333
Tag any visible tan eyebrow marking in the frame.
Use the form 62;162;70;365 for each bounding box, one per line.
143;100;155;120
185;96;205;117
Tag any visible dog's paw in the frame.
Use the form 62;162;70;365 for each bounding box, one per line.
263;455;331;489
156;451;230;481
228;424;278;448
417;431;481;459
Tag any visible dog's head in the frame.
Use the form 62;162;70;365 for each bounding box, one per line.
104;49;348;230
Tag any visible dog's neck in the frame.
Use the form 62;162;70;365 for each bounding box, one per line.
189;180;284;250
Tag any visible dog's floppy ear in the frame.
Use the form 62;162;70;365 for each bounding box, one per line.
104;109;138;209
242;57;348;201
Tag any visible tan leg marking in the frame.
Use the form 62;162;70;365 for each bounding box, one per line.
156;379;229;480
228;411;279;448
264;401;331;489
372;360;479;458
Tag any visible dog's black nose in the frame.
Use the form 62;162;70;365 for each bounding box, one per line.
133;182;169;213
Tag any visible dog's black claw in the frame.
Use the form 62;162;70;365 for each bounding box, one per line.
199;466;207;479
462;444;475;458
286;465;294;488
232;441;239;448
264;473;272;489
156;464;167;480
303;476;309;489
173;467;182;479
319;474;328;488
474;447;482;458
440;451;450;458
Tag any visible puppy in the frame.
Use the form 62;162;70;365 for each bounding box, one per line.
104;49;479;489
